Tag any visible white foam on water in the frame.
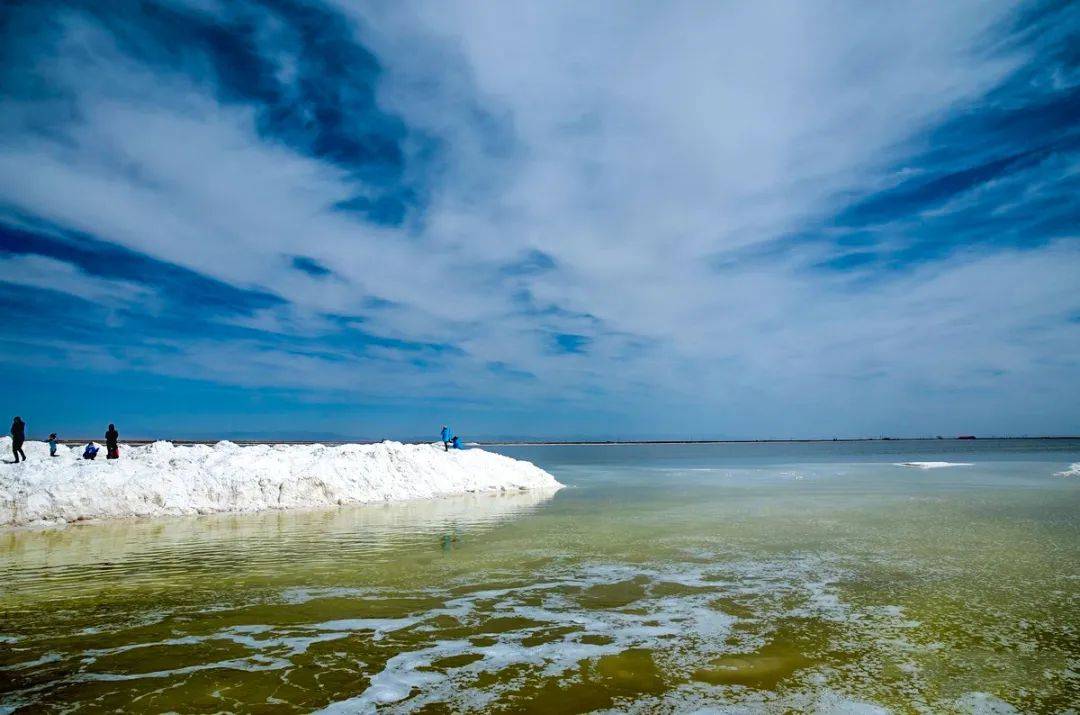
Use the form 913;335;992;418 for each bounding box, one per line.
312;556;895;713
4;553;1044;713
0;438;562;527
592;683;892;714
893;462;974;469
0;613;433;703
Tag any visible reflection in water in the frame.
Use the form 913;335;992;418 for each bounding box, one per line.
0;490;556;602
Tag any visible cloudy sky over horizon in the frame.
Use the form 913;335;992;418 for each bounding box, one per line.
1;0;1077;439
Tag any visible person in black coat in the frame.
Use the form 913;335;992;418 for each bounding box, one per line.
10;416;26;463
105;423;119;460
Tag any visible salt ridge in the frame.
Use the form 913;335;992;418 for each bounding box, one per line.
0;438;563;527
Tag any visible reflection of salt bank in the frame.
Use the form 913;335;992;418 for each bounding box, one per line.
0;489;558;574
0;438;562;528
338;488;558;528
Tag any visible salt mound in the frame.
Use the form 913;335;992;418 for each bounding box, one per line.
0;438;563;527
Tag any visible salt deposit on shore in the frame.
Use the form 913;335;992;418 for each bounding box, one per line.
0;438;562;527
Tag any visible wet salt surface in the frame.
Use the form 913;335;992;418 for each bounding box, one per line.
1;440;1078;712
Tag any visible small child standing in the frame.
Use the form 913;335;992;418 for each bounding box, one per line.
47;433;58;457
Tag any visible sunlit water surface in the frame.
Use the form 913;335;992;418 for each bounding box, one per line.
1;440;1078;713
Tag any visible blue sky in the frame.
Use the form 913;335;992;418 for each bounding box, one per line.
0;0;1077;440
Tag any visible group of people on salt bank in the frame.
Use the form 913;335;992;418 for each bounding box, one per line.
9;416;121;463
11;418;465;463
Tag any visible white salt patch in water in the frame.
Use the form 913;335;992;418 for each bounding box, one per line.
79;635;207;660
7;553;1000;713
593;684;891;714
809;692;891;714
0;653;62;671
0;438;561;527
313;617;421;640
894;462;974;469
320;640;471;712
278;587;378;604
12;616;431;693
314;556;870;713
82;657;290;682
1054;462;1080;477
953;691;1019;714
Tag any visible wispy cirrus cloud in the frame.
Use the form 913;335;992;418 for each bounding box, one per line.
0;0;1076;438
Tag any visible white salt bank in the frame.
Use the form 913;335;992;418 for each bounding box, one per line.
0;438;562;528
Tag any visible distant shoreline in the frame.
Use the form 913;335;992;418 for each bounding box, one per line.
43;436;1080;447
477;436;1080;446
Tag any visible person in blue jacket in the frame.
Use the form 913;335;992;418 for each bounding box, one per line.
440;425;451;451
47;433;58;457
82;442;99;460
451;435;462;450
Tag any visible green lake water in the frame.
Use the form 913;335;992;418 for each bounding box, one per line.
1;440;1078;713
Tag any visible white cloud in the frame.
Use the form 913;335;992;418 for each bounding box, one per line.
0;254;153;305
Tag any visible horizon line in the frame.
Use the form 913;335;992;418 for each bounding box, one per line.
30;435;1080;446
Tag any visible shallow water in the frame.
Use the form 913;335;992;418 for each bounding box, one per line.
1;439;1078;713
